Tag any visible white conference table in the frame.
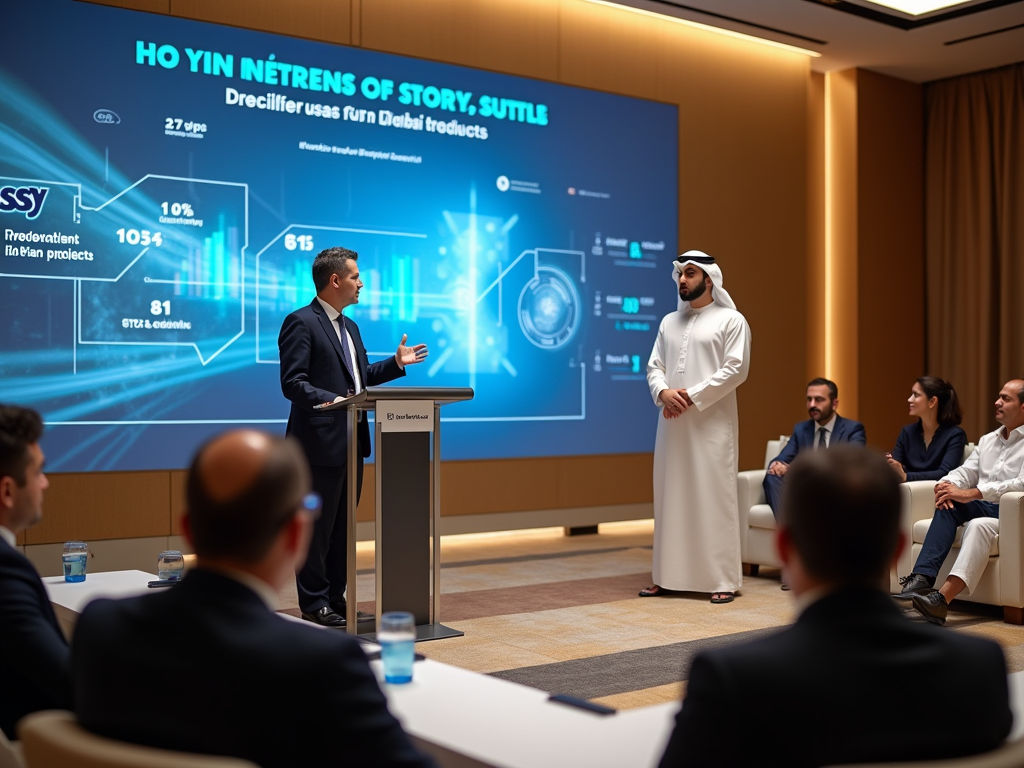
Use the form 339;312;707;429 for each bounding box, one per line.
51;571;1024;766
44;569;157;637
44;570;677;768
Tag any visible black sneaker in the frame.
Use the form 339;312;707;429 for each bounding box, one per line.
912;591;948;626
893;573;935;600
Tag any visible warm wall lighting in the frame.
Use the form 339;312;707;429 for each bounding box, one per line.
580;0;822;57
823;74;834;378
859;0;977;14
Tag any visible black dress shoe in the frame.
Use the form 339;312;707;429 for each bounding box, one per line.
301;606;346;628
330;602;374;622
893;573;936;600
912;591;948;626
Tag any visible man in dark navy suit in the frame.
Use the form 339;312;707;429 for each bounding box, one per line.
73;430;435;768
279;246;427;627
763;377;866;519
659;445;1011;768
0;404;71;740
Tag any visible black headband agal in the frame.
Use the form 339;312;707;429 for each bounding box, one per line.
675;254;715;265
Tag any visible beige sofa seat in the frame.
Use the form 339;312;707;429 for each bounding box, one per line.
736;437;788;575
899;486;1024;624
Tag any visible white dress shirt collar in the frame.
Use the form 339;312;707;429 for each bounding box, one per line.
999;424;1024;445
315;295;340;321
0;525;16;548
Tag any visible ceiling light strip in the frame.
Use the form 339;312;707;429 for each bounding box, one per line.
580;0;822;58
860;0;975;15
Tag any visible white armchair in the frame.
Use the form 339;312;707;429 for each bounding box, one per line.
894;445;1024;624
737;437;788;576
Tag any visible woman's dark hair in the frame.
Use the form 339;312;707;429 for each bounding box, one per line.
917;376;963;426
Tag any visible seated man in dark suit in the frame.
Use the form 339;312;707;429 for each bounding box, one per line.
763;377;866;519
0;404;72;740
659;445;1012;768
72;430;435;768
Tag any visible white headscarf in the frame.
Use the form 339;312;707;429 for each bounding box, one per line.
672;249;737;312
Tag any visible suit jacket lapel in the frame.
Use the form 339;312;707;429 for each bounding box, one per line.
803;420;816;450
345;318;366;382
833;416;846;442
311;299;354;379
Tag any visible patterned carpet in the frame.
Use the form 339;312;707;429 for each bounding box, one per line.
278;521;1024;711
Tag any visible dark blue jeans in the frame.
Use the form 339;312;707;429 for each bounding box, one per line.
913;499;999;580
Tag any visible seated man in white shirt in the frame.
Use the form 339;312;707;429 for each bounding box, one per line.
896;379;1024;625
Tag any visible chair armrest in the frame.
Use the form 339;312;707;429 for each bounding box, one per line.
902;480;938;526
737;469;767;561
998;492;1024;607
894;480;938;582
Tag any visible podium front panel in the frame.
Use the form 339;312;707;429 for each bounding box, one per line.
379;431;431;624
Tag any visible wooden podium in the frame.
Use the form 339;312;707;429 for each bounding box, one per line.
324;386;473;641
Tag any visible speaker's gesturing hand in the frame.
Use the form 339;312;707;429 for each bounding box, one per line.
396;334;428;368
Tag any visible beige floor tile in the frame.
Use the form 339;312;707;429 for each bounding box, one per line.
438;548;653;594
417;634;560;673
592;682;685;711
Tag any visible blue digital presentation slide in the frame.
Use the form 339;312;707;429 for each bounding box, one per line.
0;0;678;471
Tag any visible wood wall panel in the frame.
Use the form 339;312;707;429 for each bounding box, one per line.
437;453;651;516
350;0;362;47
80;0;170;12
164;453;651;526
856;70;924;451
170;465;376;525
170;0;351;45
441;457;562;515
29;472;171;545
826;69;860;419
359;0;560;81
555;454;653;507
170;470;186;535
558;1;662;100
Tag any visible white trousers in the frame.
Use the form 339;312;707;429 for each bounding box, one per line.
949;517;1000;593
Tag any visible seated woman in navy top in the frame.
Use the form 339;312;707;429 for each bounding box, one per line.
888;376;967;482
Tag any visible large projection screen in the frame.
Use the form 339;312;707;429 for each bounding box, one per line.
0;0;678;472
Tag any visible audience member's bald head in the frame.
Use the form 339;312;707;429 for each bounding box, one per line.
780;444;901;587
186;431;310;563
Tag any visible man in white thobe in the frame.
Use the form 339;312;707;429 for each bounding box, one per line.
643;250;751;603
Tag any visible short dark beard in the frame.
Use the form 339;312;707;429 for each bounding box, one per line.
679;280;707;302
810;405;835;425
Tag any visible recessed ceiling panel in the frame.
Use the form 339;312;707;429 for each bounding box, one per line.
859;0;978;15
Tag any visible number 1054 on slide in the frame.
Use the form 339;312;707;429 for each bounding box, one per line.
116;228;163;246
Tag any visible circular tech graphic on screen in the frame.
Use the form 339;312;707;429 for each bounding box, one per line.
517;266;581;350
